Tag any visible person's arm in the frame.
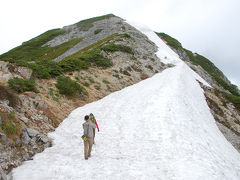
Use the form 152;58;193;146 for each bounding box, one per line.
95;119;99;132
83;124;88;136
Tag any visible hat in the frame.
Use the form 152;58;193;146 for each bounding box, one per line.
84;115;89;120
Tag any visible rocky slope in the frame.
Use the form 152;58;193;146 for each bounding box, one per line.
0;14;239;177
0;14;170;176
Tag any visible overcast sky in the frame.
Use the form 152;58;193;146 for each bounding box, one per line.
1;0;239;87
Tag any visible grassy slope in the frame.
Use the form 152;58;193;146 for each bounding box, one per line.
0;29;66;65
156;32;239;97
0;14;117;66
0;14;133;95
0;14;129;79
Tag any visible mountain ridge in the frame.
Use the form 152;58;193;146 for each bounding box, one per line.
0;14;240;178
10;21;240;179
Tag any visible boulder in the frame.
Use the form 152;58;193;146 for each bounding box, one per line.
17;66;32;79
15;138;22;147
21;131;30;146
0;133;12;147
38;135;50;144
23;153;30;161
26;128;39;137
20;116;29;124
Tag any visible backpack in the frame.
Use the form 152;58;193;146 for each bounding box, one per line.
89;113;95;124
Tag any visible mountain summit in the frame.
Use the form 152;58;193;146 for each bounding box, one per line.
0;14;240;179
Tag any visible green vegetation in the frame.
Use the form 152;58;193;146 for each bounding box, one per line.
0;29;66;65
0;85;19;107
101;42;134;54
0;21;133;81
46;88;59;102
94;83;101;90
184;49;239;96
59;58;90;72
80;49;113;67
76;14;115;31
0;111;21;135
146;65;153;70
0;28;83;67
60;33;133;71
82;81;90;87
65;33;118;60
121;26;126;31
224;93;240;109
156;32;182;49
0;32;132;80
94;29;103;34
157;32;239;96
213;75;239;96
40;38;82;61
102;79;110;84
1;125;16;134
88;77;95;84
119;33;131;39
30;59;63;79
0;28;84;74
8;77;36;93
56;76;86;97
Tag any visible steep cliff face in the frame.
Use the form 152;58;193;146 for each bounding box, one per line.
0;14;170;175
157;32;240;152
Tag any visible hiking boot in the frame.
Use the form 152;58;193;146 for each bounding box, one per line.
88;154;91;158
85;157;88;160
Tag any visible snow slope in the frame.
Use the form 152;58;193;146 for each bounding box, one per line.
11;23;240;180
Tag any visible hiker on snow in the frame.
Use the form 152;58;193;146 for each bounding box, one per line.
82;115;96;160
89;113;99;143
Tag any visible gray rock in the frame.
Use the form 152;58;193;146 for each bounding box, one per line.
23;153;30;161
216;121;240;153
15;138;22;147
0;166;7;180
44;142;52;148
20;116;29;124
0;116;2;126
0;61;14;84
17;66;32;79
26;128;39;137
36;100;48;109
0;100;9;106
0;133;12;147
21;131;30;146
38;135;50;144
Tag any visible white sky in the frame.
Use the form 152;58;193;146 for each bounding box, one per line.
1;0;239;87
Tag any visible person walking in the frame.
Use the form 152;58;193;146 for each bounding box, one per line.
82;115;96;160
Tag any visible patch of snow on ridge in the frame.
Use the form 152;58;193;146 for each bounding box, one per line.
127;20;211;88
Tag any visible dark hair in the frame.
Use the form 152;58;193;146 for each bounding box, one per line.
84;115;89;120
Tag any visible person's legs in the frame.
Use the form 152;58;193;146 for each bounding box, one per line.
88;138;94;157
84;140;89;159
93;128;95;144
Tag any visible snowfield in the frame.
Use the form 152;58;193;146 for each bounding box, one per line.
11;22;240;180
